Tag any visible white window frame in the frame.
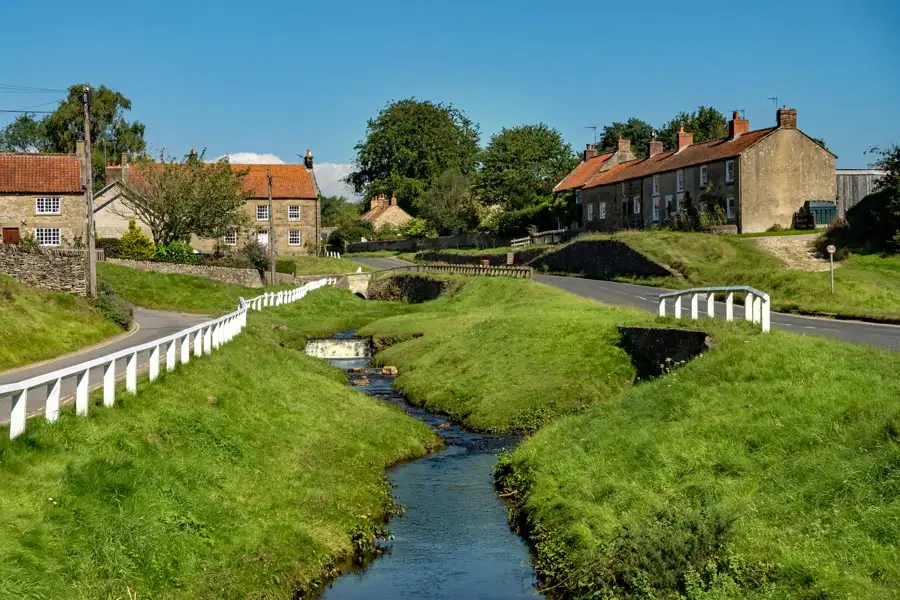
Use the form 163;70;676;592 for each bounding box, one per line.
726;196;736;220
288;205;300;221
223;231;237;246
35;197;61;215
725;160;735;184
256;205;269;221
676;170;684;192
257;229;269;246
700;165;708;187
597;201;607;220
652;196;660;221
288;230;301;246
35;227;60;246
652;175;660;195
633;196;640;215
586;203;594;222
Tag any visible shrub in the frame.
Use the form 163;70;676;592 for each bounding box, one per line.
96;237;122;258
95;280;133;329
496;203;556;237
18;232;40;251
236;240;269;274
155;240;199;264
276;259;296;275
120;220;156;260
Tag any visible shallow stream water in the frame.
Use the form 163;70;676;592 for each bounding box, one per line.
317;354;541;600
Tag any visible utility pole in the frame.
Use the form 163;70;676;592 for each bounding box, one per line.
267;168;276;285
81;86;97;298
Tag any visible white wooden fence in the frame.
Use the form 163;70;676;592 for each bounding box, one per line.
323;251;341;259
0;277;337;440
658;286;771;333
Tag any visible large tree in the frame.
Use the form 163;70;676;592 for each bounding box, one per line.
0;84;146;188
657;106;728;150
119;151;248;245
477;124;578;210
347;99;480;213
598;118;654;159
320;195;363;227
416;169;481;235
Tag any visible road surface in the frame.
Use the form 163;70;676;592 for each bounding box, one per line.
351;256;900;352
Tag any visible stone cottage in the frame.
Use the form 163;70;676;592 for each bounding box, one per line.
558;108;836;234
0;145;86;247
359;194;412;230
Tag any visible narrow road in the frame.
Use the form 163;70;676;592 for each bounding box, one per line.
0;307;210;424
351;257;900;352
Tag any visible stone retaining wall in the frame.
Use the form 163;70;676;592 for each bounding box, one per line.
530;240;675;279
0;245;87;295
109;259;263;288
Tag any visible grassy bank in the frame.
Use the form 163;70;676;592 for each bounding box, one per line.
288;256;374;275
0;296;437;599
0;275;123;372
495;321;900;599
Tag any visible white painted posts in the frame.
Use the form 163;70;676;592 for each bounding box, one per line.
725;292;734;322
674;296;682;319
658;298;666;317
45;378;61;423
9;390;26;439
706;293;715;318
761;296;771;333
167;340;177;371
745;292;755;322
126;351;138;394
103;361;115;407
658;286;771;333
149;344;161;382
690;293;700;320
75;369;89;416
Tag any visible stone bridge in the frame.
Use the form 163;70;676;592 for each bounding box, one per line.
295;272;373;298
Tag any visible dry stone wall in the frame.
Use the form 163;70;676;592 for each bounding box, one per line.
0;246;86;295
109;259;263;288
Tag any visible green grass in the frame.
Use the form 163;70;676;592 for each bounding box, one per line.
599;231;900;321
0;275;123;372
288;256;373;275
0;297;437;599
496;321;900;598
732;228;818;238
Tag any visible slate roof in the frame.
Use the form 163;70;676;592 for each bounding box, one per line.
0;154;82;194
553;152;614;193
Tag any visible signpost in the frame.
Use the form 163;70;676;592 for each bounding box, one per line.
826;244;836;294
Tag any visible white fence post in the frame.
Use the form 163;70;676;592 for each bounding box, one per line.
706;293;715;318
674;296;682;319
744;293;755;322
149;344;160;381
690;293;699;320
126;351;138;394
194;329;203;357
75;368;89;416
761;296;771;333
753;295;762;325
10;390;26;439
725;292;734;322
103;361;115;407
204;326;212;355
166;340;177;371
45;377;61;423
658;298;666;317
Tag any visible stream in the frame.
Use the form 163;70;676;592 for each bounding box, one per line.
312;340;541;599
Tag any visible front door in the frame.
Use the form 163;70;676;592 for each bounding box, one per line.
2;228;20;245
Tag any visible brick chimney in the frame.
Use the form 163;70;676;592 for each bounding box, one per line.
75;139;85;158
389;196;398;207
304;148;314;169
648;138;664;158
371;193;387;209
583;143;599;162
121;152;129;166
617;134;631;154
776;107;797;129
729;111;750;139
676;127;693;152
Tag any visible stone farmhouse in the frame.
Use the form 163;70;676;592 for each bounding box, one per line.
359;194;412;230
94;150;322;255
0;144;87;248
555;108;836;233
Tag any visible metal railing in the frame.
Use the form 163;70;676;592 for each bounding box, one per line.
0;277;337;440
658;286;771;332
374;263;533;279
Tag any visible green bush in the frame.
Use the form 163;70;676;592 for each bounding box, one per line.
95;280;133;329
496;202;556;237
236;240;268;274
96;237;122;258
120;220;156;260
276;259;296;275
155;240;199;264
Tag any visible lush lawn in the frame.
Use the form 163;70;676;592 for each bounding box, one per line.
495;321;900;599
0;275;123;372
289;256;373;275
732;228;817;238
0;296;437;599
604;231;900;321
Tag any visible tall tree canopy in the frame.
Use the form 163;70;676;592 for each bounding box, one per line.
477;124;578;210
657;106;728;150
598;118;654;159
0;84;146;188
347;99;480;213
320;195;362;227
416;169;481;235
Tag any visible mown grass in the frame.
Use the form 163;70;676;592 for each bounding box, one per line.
0;275;123;371
600;231;900;321
0;297;437;599
732;228;817;238
496;321;900;599
288;256;373;275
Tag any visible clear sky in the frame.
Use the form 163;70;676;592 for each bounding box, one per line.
1;0;898;196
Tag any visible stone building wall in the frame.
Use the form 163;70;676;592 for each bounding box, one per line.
0;193;87;246
0;245;86;295
108;259;263;288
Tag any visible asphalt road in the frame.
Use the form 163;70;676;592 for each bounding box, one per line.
351;256;900;352
0;307;210;425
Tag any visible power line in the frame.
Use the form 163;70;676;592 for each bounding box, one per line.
0;83;67;93
0;109;55;114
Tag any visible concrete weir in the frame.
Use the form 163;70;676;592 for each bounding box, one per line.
304;337;372;360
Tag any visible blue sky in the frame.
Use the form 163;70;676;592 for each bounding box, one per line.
1;0;898;196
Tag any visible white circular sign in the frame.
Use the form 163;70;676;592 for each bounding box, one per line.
826;244;837;255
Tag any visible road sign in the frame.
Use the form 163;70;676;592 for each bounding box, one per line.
826;244;837;255
826;245;836;294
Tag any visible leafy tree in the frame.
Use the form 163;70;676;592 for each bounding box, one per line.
321;195;363;227
478;124;578;211
657;106;728;150
872;144;900;195
119;150;249;245
0;114;50;152
399;218;437;239
416;169;481;235
347;99;480;212
327;220;375;249
599;118;654;159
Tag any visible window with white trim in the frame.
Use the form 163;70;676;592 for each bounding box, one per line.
288;230;301;245
633;196;640;215
288;205;300;220
665;194;674;215
586;202;594;222
256;205;269;221
257;229;268;246
700;165;708;187
676;169;684;192
597;201;607;220
223;231;237;246
652;174;660;195
726;196;735;219
35;227;60;246
35;197;61;214
725;160;735;184
652;196;660;221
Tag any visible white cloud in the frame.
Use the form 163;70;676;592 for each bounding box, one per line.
314;162;360;200
216;152;286;164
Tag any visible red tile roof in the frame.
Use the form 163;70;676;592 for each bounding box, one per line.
0;154;82;194
553;152;614;192
584;128;777;189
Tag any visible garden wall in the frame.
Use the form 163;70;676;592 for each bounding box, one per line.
108;259;263;288
0;246;86;295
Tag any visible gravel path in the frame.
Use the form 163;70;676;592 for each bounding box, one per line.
751;234;833;272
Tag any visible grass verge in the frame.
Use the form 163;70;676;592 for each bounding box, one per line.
0;275;123;372
288;256;373;275
0;296;437;599
495;320;900;599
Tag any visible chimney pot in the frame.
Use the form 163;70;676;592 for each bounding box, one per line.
583;143;599;162
617;135;631;154
649;138;664;158
776;107;797;129
390;197;398;206
304;148;314;170
728;112;751;139
677;128;693;152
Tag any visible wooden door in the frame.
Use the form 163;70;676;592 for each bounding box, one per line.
2;228;20;244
